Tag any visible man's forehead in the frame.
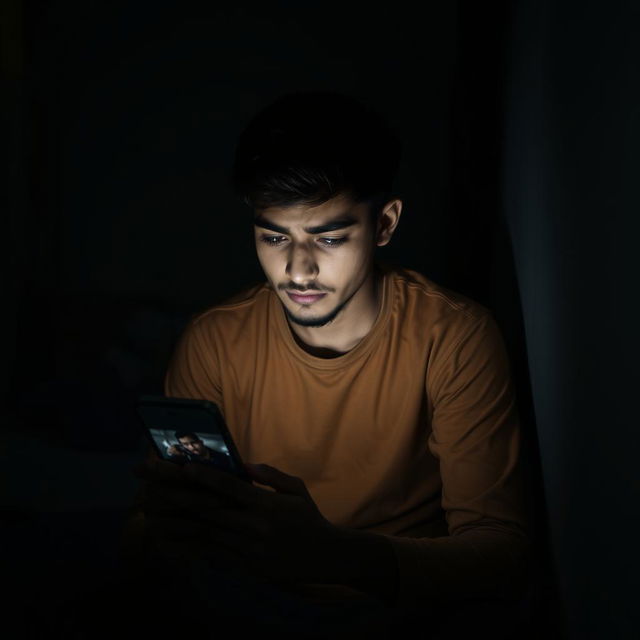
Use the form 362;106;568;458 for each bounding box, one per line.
254;197;369;231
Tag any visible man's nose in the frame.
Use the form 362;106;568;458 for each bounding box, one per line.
286;242;319;284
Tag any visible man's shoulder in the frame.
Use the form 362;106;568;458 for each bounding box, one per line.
386;263;506;388
385;261;491;330
184;280;272;339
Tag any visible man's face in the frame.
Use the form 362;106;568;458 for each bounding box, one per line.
253;193;379;329
178;435;206;456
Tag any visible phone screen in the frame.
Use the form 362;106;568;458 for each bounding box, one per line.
137;395;250;482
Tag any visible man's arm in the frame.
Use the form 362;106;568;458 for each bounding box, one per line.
326;312;530;608
163;315;224;405
391;311;530;606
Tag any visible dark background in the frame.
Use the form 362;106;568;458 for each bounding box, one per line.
2;0;639;638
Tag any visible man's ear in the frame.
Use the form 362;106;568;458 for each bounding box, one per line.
376;199;403;247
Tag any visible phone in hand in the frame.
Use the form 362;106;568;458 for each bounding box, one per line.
136;395;251;483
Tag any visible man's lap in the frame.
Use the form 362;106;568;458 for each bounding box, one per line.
58;552;520;640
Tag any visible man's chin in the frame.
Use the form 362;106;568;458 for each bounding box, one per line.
285;303;348;328
282;289;358;328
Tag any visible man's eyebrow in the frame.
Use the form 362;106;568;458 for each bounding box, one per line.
253;214;359;235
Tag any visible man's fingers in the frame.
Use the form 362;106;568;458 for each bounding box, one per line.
244;463;307;495
136;460;284;511
183;462;266;506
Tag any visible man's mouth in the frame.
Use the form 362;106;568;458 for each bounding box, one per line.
286;292;327;305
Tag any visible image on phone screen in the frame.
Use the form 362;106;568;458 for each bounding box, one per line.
150;428;235;472
137;396;247;478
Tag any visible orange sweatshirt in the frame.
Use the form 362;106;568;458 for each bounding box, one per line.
163;260;530;607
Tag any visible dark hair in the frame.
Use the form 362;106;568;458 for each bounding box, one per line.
174;430;200;442
231;91;402;215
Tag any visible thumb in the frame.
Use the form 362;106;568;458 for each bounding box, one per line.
244;463;305;495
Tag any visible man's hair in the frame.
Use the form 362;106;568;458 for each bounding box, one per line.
231;91;402;216
174;430;200;442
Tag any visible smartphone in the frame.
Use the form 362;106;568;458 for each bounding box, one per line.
136;395;251;482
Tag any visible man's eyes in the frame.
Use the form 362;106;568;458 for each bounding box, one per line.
259;235;347;248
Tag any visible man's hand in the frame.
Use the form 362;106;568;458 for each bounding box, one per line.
135;458;345;586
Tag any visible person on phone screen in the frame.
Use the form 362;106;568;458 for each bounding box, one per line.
128;90;531;637
166;430;233;472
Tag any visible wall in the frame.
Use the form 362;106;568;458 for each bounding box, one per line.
502;1;639;637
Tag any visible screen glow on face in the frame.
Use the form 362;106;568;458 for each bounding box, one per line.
258;234;349;249
253;196;378;329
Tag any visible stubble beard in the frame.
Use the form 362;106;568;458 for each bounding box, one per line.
284;291;354;328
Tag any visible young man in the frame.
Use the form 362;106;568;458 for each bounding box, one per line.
135;91;530;634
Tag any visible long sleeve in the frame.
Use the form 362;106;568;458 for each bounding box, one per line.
384;311;531;606
163;315;223;406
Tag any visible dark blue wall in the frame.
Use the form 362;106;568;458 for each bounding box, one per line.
503;1;639;637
